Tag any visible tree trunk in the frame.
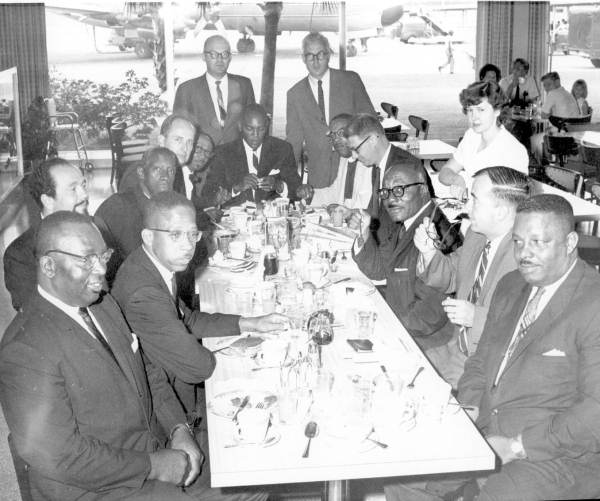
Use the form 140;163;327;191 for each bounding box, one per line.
260;2;283;121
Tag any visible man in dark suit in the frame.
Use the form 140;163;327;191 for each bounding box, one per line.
112;191;288;415
414;166;529;387
3;157;89;310
286;32;375;189
0;211;268;500
200;104;312;208
174;35;255;147
95;146;177;285
352;161;461;351
386;194;600;500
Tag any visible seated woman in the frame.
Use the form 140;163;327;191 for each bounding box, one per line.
438;81;529;198
478;63;501;84
572;78;592;117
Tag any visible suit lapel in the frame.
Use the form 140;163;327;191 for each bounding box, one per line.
301;77;326;125
139;249;178;312
393;201;432;261
479;233;513;301
257;137;272;177
328;69;340;121
225;73;240;129
199;74;218;125
456;231;487;300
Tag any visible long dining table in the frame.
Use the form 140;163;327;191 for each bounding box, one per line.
196;226;495;501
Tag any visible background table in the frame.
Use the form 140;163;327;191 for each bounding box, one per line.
392;139;456;161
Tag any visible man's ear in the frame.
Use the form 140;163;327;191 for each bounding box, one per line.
566;230;579;255
40;194;54;213
137;165;145;181
39;255;56;279
141;228;153;248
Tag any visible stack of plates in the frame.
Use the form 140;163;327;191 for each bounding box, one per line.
210;258;256;273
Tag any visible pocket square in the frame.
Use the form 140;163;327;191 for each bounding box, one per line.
131;333;139;353
268;169;280;176
394;267;408;272
542;348;565;357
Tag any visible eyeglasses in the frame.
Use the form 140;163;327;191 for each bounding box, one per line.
44;248;114;270
350;135;372;155
204;50;231;60
303;51;329;62
148;228;202;243
378;182;424;200
326;129;345;139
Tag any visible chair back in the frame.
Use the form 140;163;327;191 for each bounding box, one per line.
549;115;592;133
8;434;33;501
408;115;429;139
380;102;398;119
544;134;579;167
544;165;585;197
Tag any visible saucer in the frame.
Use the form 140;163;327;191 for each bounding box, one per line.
230;426;281;448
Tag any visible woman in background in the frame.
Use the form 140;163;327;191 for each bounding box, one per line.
478;63;501;84
571;79;591;117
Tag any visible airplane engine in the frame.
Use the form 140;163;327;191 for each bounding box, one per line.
381;6;404;27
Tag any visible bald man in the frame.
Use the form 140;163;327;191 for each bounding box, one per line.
174;35;255;146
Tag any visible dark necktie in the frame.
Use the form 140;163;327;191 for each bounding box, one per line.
343;160;357;200
369;166;381;216
458;241;491;356
514;82;520;102
171;274;183;320
317;79;326;122
215;80;227;125
78;307;121;369
252;151;259;172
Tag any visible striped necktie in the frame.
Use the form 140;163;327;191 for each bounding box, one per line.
457;241;491;356
215;80;227;126
504;287;545;362
252;151;259;172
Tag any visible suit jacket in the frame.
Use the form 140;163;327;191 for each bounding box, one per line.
286;68;375;189
457;260;600;492
0;292;186;500
421;229;517;353
173;73;255;146
354;201;457;350
3;224;37;311
112;246;240;413
200;136;302;208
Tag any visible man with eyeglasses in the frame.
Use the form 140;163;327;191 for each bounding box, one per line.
112;191;288;417
413;166;529;388
0;211;268;501
352;161;461;351
174;34;255;146
95;146;178;285
3;157;89;311
286;32;375;190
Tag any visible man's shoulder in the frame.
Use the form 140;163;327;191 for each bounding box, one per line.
287;76;309;96
176;75;205;92
5;225;36;257
265;136;293;152
113;248;155;293
212;139;243;161
96;190;138;216
228;73;251;85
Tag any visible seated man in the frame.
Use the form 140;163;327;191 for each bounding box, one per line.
111;191;288;415
3;157;89;310
0;211;266;501
95;146;177;284
414;166;529;387
200;103;312;208
188;131;215;205
352;161;462;351
386;194;600;500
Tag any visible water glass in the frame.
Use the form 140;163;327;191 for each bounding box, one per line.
355;310;377;339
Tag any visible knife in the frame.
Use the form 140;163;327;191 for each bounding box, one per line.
232;395;250;421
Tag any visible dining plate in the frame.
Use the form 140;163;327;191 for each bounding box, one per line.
229;426;281;448
209;390;278;419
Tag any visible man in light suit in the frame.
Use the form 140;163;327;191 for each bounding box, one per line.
386;194;600;500
0;211;267;500
413;166;530;387
112;191;288;415
200;104;311;209
286;32;375;189
174;35;255;146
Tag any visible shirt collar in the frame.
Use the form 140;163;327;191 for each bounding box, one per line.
206;72;228;86
379;143;392;170
142;245;175;294
243;139;262;156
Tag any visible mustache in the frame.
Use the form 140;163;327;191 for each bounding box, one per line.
519;260;536;266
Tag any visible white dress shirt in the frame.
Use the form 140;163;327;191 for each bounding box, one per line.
378;143;392;190
182;165;193;199
206;72;229;126
308;69;330;124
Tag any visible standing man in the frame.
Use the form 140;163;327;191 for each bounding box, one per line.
286;32;375;190
3;158;89;310
499;57;540;106
414;166;529;387
174;35;255;146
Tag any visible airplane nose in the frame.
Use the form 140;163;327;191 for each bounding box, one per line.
381;5;404;27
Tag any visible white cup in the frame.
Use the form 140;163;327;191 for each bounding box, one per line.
229;240;247;260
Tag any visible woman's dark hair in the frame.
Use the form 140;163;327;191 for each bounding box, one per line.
478;63;501;83
459;81;508;125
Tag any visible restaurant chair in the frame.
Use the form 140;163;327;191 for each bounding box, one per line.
380;102;398;119
544;134;579;167
544;165;585;197
580;142;600;180
408;115;430;139
106;116;149;188
549;115;592;133
8;434;34;501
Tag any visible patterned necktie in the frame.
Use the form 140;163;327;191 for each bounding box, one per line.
317;79;326;122
458;241;491;356
504;287;546;362
343;160;357;200
369;166;381;216
215;80;227;125
78;307;121;369
252;151;259;172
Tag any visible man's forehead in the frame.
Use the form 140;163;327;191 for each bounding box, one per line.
330;119;349;131
167;120;195;138
51;164;82;186
244;113;267;126
54;222;102;250
197;135;213;149
146;156;175;170
155;206;196;226
305;39;327;52
384;168;417;186
206;37;229;51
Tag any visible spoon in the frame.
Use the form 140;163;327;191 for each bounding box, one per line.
407;366;425;389
302;421;318;458
365;427;388;449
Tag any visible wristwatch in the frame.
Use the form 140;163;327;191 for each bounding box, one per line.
510;435;527;460
169;422;194;442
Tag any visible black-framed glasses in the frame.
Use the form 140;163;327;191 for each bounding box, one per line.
44;248;114;270
350;135;372;155
204;50;231;60
378;182;424;200
303;51;329;62
148;228;202;243
326;129;345;139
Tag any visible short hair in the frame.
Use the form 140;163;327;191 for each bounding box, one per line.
242;103;269;124
541;71;560;83
474;166;530;206
29;157;75;209
196;132;214;150
141;146;178;171
478;63;501;82
302;32;331;54
512;58;530;72
330;113;353;127
459;81;508;113
143;191;194;228
571;79;588;99
516;194;574;232
35;210;96;258
344;113;384;138
160;114;196;138
203;34;230;52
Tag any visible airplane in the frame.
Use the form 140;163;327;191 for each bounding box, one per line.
45;1;406;58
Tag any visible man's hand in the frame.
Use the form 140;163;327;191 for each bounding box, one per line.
170;425;204;487
296;184;314;202
442;298;475;327
347;209;371;239
240;313;290;333
258;175;278;192
449;175;467;201
414;217;438;267
147;449;190;485
486;435;521;465
234;174;259;193
215;187;231;206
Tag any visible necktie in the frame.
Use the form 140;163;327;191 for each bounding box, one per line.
215;80;227;125
369;166;381;216
458;241;491;356
252;151;259;172
317;79;326;122
514;82;520;102
504;287;546;362
78;307;121;369
343;160;357;200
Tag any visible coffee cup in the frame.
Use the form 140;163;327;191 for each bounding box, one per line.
229;240;247;260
